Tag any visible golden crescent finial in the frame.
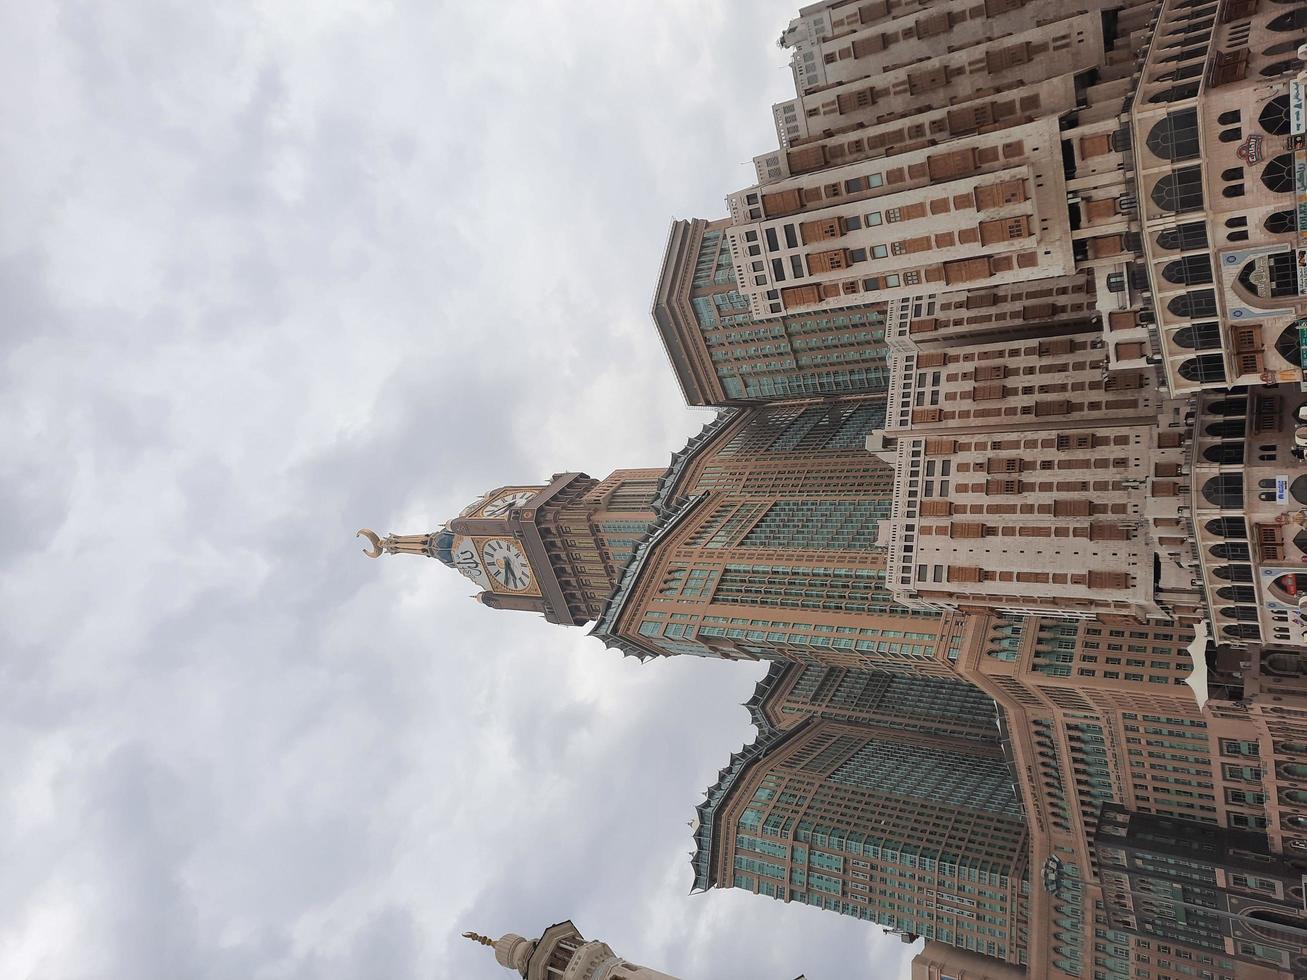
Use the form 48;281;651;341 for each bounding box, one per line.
356;529;384;558
462;931;495;947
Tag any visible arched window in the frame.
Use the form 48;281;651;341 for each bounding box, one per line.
1219;127;1243;142
1268;8;1307;31
1221;166;1244;182
1219;109;1242;125
1145;109;1200;160
1154;63;1205;83
1220;605;1260;620
1174;322;1222;349
1271;572;1307;597
1217;586;1257;602
1168;289;1217;318
1223;623;1262;640
1211;542;1252;561
1161;255;1213;285
1203;442;1245;464
1266;210;1298;235
1260;95;1292;134
1215;564;1254;581
1203;473;1244;507
1223;184;1246;199
1238;252;1299;300
1207;398;1247;417
1263;38;1307;55
1276;323;1304;367
1227;230;1249;242
1206;516;1247;538
1291;475;1307;504
1149;83;1201;104
1206;418;1245;438
1262;59;1298;76
1155;222;1208;251
1160;43;1208;61
1295;529;1307;553
1262;153;1296;193
1151;167;1205;213
1181;354;1227;383
1171;16;1215;34
1226;215;1248;228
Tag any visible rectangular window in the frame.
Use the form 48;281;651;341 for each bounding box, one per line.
985;457;1023;474
978;215;1031;244
926;148;978;181
944;257;993;284
807;249;850;273
799;218;843;243
761;189;803;217
1053;499;1092;517
781;285;822;309
986;41;1031;73
974;180;1028;210
1088;570;1131;590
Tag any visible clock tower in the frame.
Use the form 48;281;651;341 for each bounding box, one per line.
359;468;664;626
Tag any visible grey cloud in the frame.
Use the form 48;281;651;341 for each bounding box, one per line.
1;2;918;978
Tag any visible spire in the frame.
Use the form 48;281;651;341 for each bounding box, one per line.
356;528;441;559
461;930;535;974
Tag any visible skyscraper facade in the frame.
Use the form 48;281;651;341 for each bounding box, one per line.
590;400;980;675
1094;805;1307;976
691;664;1030;965
653;218;892;405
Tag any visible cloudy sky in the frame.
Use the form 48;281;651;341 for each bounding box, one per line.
2;2;917;977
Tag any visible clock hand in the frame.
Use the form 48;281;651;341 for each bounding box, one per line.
503;559;518;587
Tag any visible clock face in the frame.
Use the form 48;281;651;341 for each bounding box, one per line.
459;494;490;517
450;536;489;588
482;538;533;592
480;490;537;519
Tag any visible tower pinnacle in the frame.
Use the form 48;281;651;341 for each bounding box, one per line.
356;528;441;559
460;922;679;979
462;930;535;974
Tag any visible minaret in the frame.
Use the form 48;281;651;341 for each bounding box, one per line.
462;922;680;980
